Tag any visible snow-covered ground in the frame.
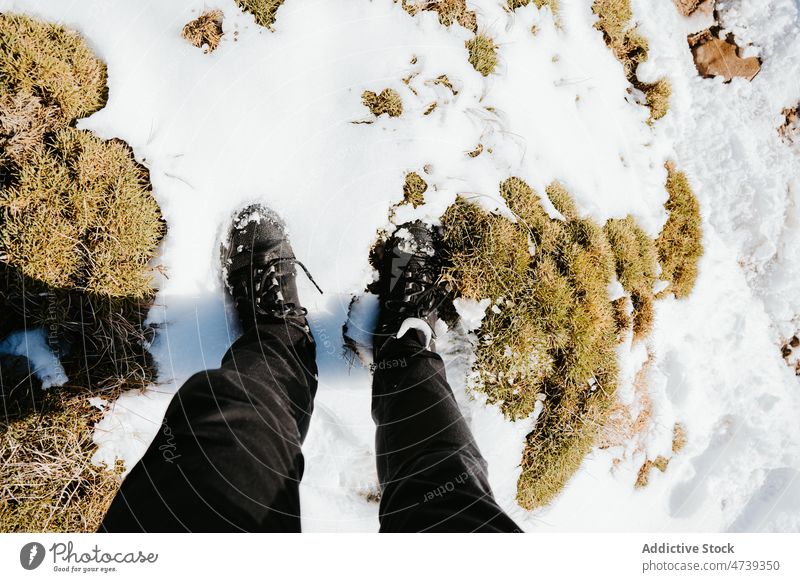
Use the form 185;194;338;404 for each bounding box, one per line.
3;0;799;532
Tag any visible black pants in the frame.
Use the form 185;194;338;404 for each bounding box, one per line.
100;322;520;532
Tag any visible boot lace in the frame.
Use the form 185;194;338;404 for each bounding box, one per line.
234;254;322;335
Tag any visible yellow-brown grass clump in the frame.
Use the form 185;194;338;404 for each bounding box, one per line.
0;13;164;532
182;10;224;53
362;89;404;117
672;422;688;453
466;34;498;77
235;0;285;29
656;163;703;299
635;455;670;488
592;0;671;123
0;14;107;126
641;78;672;123
507;0;559;17
400;0;477;32
440;172;701;506
0;365;122;532
441;178;621;508
2;128;163;298
604;216;658;339
402;172;427;207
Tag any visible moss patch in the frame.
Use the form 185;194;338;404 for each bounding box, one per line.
466;34;498;77
400;0;477;32
182;10;224;53
656;163;703;299
362;89;403;118
235;0;285;29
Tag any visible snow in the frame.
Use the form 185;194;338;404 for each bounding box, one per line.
2;0;799;531
452;297;491;331
0;329;67;389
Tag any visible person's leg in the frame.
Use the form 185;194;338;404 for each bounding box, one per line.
100;321;316;532
371;222;520;532
101;204;320;532
372;330;519;532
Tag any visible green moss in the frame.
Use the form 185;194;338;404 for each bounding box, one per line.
466;34;498;77
234;0;285;29
656;163;703;299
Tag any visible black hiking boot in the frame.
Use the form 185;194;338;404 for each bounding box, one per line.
373;221;450;357
223;204;321;337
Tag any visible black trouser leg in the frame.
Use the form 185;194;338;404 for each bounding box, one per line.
372;330;521;532
100;322;317;532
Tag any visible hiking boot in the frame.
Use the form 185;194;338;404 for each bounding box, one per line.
223;204;321;336
373;221;450;357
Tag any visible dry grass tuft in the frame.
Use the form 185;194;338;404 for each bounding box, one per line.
592;0;670;122
779;104;799;143
635;455;670;488
672;422;688;453
433;74;458;95
674;0;704;16
592;0;648;79
507;0;559;17
442;178;621;508
1;128;164;299
467;143;484;158
0;365;122;532
235;0;285;29
0;13;162;532
604;216;658;339
182;10;224;53
656;163;703;299
400;0;478;32
0;14;107;126
362;89;404;118
0;93;59;169
402;172;427;207
466;34;498;77
642;78;672;123
597;354;654;450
